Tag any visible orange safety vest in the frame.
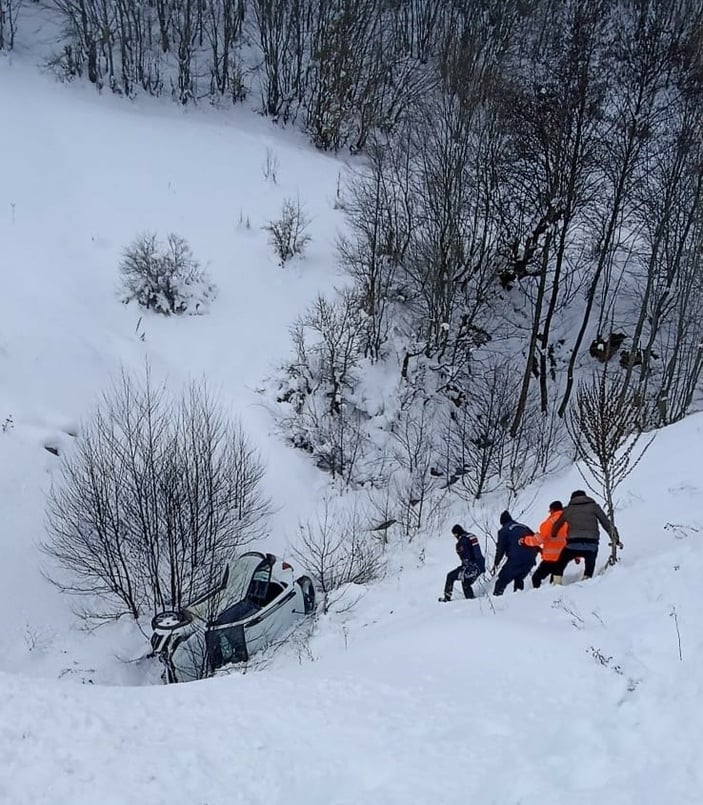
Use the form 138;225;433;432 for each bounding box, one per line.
524;511;568;562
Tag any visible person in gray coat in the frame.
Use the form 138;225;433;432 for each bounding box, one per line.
550;490;616;582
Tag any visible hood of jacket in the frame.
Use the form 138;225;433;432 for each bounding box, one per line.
499;510;512;526
570;493;595;506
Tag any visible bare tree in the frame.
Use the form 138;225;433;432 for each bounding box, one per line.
617;36;703;425
501;397;566;505
439;357;517;500
0;0;22;50
390;394;445;538
290;499;385;613
558;0;701;417
291;396;369;485
171;0;197;104
44;369;271;620
249;0;310;120
277;289;369;484
495;0;609;434
566;368;653;565
401;91;498;369
204;0;246;100
337;135;414;360
291;290;365;411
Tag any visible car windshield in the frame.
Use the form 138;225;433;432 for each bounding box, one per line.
224;554;269;606
208;555;272;626
185;553;268;621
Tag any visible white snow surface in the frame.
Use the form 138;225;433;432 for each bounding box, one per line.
1;57;702;804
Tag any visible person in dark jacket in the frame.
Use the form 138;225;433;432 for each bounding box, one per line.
550;490;617;582
439;524;486;602
492;511;538;596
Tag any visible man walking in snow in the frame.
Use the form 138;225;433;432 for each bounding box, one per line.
520;500;571;588
549;490;617;583
492;511;538;596
439;524;486;602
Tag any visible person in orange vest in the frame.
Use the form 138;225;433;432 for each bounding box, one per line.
518;501;576;588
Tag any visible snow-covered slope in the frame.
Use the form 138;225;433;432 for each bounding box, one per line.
2;412;702;804
1;56;702;805
0;57;343;679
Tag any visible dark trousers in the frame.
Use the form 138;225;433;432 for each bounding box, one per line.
532;559;561;588
445;565;479;599
493;561;534;596
553;547;596;578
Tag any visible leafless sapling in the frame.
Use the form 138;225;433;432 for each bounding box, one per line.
566;368;654;565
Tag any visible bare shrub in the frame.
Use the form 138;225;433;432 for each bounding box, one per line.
44;369;271;621
120;232;216;315
262;146;279;183
291;398;369;485
502;398;567;505
439;358;516;500
264;197;311;266
390;396;446;538
290;500;385;613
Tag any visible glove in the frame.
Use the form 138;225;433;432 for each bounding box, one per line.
609;529;623;548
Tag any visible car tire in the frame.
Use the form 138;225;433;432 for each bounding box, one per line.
151;609;191;632
296;576;316;615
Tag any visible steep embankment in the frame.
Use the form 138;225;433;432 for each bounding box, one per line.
1;55;702;805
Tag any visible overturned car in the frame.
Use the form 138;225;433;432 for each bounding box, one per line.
150;552;315;683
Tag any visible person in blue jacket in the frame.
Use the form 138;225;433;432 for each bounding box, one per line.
491;510;538;596
439;524;486;602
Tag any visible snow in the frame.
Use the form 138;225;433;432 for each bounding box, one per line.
1;55;703;804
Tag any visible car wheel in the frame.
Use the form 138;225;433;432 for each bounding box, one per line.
151;609;191;632
296;576;316;615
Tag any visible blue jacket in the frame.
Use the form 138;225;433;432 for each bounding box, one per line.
456;532;486;573
495;519;537;568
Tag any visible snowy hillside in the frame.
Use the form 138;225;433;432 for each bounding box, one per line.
0;57;347;679
1;55;703;805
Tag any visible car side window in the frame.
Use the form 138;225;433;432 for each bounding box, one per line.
206;625;247;669
263;582;284;606
247;565;272;607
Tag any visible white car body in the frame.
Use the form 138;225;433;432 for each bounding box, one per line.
150;552;315;682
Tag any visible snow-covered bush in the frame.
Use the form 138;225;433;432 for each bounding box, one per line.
119;232;216;315
264;197;311;266
276;290;373;484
